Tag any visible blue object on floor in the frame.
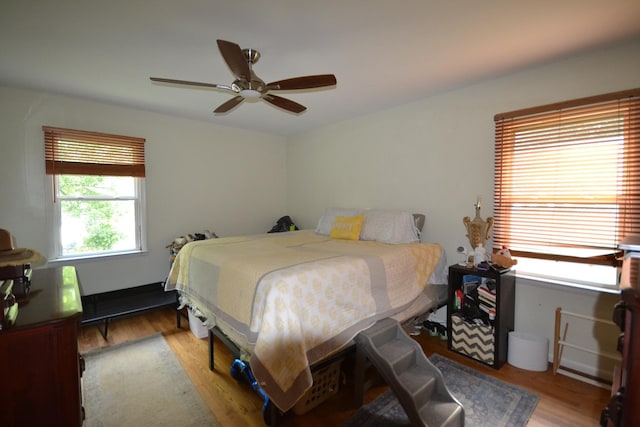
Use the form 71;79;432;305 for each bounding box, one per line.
230;359;273;424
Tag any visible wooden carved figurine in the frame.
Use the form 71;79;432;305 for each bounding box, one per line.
463;200;494;250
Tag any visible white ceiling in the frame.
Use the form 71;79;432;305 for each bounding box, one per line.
2;0;640;136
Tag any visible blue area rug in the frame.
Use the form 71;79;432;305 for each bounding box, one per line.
343;353;539;427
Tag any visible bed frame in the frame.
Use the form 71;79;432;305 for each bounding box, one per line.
208;324;356;426
206;296;448;426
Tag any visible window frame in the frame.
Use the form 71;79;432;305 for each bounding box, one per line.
43;126;147;261
493;89;640;288
51;175;147;260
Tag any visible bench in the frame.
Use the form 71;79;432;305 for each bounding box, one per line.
81;283;181;340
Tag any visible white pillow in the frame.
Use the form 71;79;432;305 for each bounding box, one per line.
315;207;362;235
360;210;420;244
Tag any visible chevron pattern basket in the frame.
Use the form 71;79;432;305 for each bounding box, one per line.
451;314;494;364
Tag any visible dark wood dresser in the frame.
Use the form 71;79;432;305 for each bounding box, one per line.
603;288;640;427
602;237;640;427
0;266;84;427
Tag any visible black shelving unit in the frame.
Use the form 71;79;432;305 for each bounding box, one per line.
447;264;515;369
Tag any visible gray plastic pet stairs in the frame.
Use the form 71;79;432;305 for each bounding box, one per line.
355;318;464;427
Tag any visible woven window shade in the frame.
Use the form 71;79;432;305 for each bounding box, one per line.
493;89;640;266
43;126;145;177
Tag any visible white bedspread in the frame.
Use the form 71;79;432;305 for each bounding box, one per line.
165;230;443;411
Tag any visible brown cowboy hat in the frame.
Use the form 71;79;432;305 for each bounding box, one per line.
0;229;45;267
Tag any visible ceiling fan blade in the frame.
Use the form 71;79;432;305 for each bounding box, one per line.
263;94;306;114
267;74;337;90
216;39;251;80
150;77;234;92
214;96;244;113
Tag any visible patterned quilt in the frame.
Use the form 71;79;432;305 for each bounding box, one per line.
165;230;442;411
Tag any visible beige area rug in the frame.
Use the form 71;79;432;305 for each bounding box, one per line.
83;333;219;427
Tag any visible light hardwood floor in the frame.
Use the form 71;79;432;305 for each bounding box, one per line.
78;308;611;426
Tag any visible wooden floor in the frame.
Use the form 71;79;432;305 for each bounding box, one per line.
78;308;611;426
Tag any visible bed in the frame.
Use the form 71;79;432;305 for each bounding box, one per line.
165;209;448;413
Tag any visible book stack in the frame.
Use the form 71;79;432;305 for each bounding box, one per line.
477;283;496;320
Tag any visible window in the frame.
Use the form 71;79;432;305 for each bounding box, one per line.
493;89;640;288
43;126;147;259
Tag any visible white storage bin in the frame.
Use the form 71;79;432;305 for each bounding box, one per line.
508;331;549;371
188;310;209;339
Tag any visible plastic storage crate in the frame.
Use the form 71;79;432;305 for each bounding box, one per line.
293;360;341;414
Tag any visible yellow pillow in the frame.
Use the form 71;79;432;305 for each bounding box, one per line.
330;214;365;240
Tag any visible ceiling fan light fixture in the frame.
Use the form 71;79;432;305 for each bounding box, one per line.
240;89;262;99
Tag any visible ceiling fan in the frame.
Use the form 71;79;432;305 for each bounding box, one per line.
150;39;337;114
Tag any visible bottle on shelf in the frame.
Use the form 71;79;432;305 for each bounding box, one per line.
473;243;486;266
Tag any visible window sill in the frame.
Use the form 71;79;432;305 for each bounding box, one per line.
516;271;620;295
47;249;149;266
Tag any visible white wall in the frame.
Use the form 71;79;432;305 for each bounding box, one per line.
0;86;287;294
286;38;640;378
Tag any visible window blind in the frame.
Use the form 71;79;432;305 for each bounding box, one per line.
493;89;640;266
43;126;146;177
